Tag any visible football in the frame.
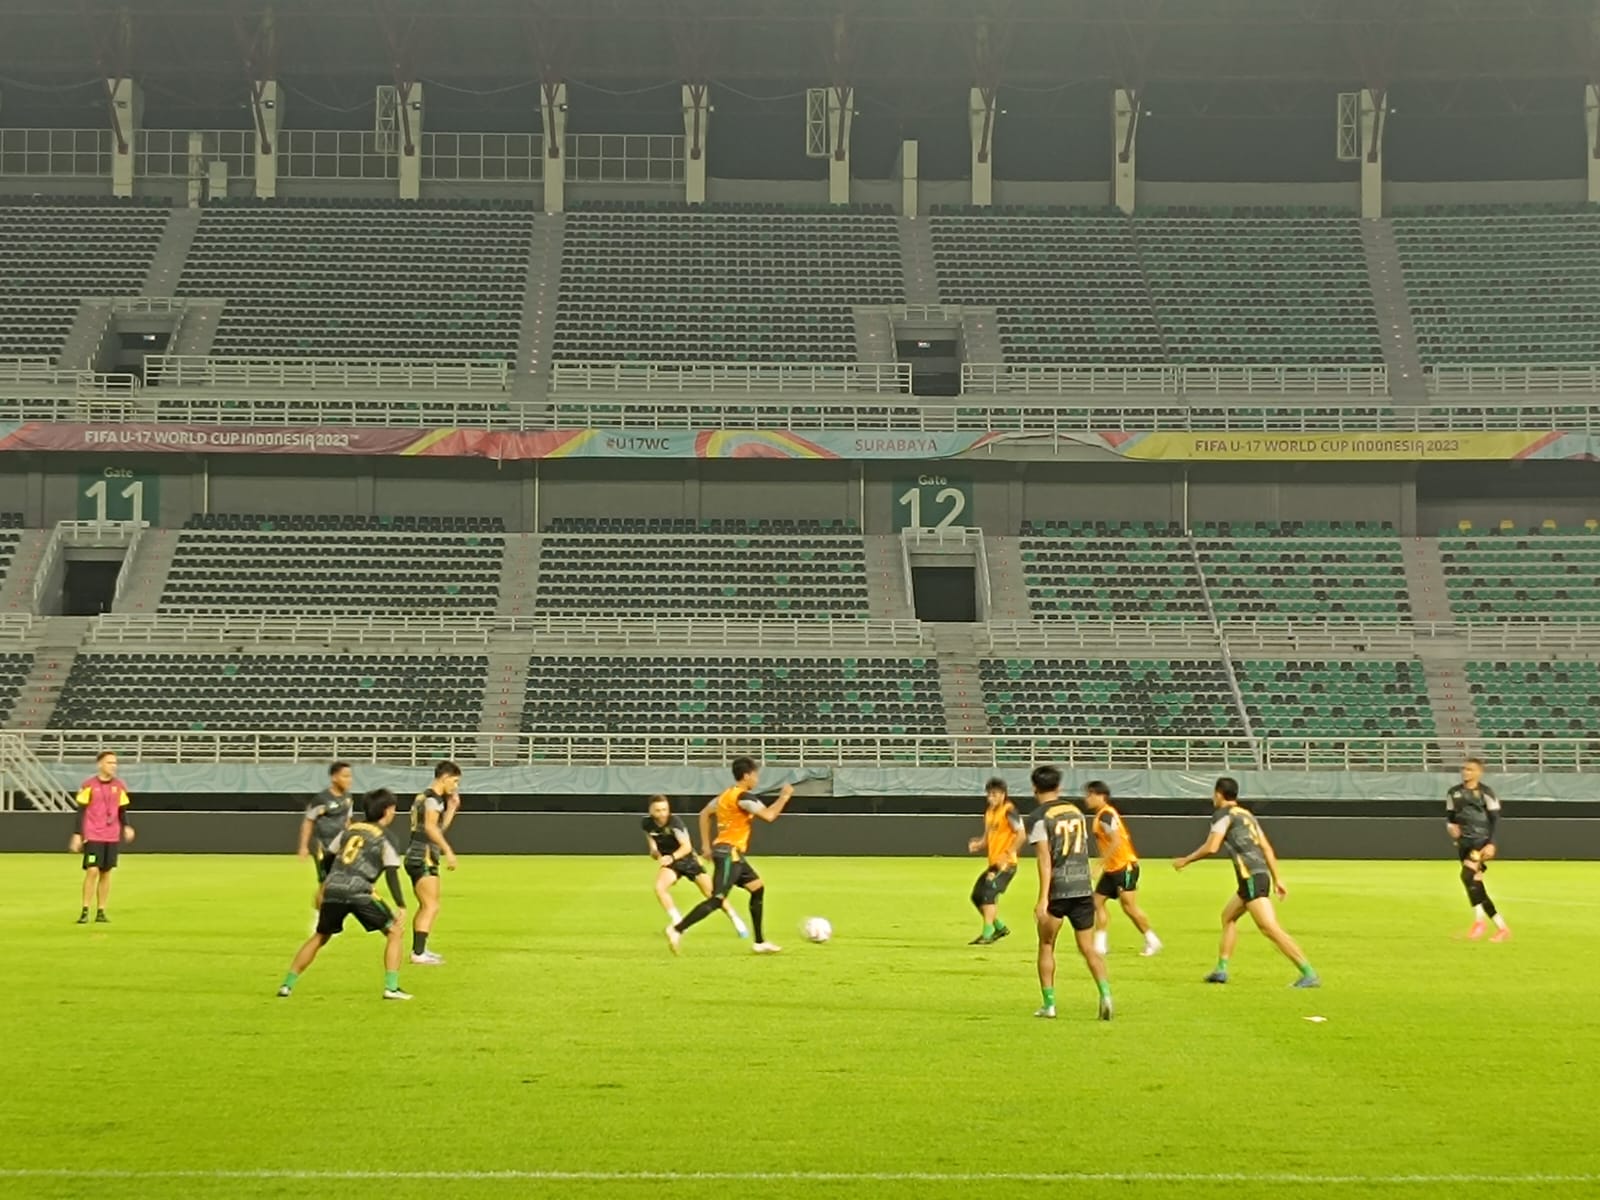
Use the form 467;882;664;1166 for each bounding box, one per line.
802;916;833;943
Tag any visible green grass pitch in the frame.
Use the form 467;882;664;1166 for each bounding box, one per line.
3;854;1597;1200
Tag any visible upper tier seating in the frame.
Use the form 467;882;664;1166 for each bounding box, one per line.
521;654;945;749
1018;522;1207;619
0;202;168;360
1394;209;1600;366
980;657;1247;754
1195;523;1411;621
183;513;505;533
178;203;533;361
931;211;1164;365
161;519;505;613
1468;660;1600;757
1440;524;1600;621
0;652;33;724
50;652;488;732
535;520;868;618
555;209;903;363
1233;658;1436;757
1134;215;1381;365
0;513;22;595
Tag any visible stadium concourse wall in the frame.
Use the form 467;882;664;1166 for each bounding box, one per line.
6;454;1600;534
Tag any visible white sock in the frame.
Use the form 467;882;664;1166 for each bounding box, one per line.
1492;913;1508;929
1472;904;1486;921
1145;930;1161;946
1093;931;1108;956
667;907;682;924
728;911;749;934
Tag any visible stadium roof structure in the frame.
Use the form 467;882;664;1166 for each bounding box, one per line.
0;0;1594;93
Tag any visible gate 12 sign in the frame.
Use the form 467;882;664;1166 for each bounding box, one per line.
893;475;971;530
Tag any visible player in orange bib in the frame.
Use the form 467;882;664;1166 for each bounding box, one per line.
1083;781;1162;958
666;756;793;956
966;777;1025;945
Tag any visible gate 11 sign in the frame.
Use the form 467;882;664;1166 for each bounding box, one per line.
78;468;158;524
894;475;972;530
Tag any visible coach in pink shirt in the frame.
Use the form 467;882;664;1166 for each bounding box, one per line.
68;750;136;924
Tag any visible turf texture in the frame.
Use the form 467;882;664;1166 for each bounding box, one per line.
2;854;1596;1200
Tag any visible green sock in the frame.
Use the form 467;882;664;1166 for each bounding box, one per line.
281;971;298;990
1097;979;1111;998
981;922;994;938
1216;958;1229;973
993;918;1008;934
385;970;400;992
1298;961;1316;978
1041;987;1055;1008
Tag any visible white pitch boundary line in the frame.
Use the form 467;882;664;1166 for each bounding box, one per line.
2;1169;1597;1186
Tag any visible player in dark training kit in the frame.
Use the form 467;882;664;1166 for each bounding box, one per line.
297;760;355;912
404;760;461;966
1449;757;1510;942
278;788;411;1001
1024;765;1112;1021
644;794;747;937
1174;777;1320;988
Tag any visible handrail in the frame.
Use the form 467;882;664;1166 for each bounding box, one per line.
550;361;912;395
1430;363;1600;395
0;731;74;811
144;356;511;391
32;521;145;614
14;729;1596;771
961;363;1391;397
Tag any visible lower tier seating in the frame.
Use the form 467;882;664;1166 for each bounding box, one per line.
1468;661;1600;756
0;652;33;723
1233;659;1436;761
50;653;488;732
1442;527;1600;621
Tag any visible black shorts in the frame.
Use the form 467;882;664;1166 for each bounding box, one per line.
1046;895;1096;931
316;895;397;937
81;841;119;871
665;857;705;881
1236;872;1274;903
405;859;440;885
1458;840;1490;872
315;852;337;883
971;865;1016;907
1095;862;1141;899
708;848;760;900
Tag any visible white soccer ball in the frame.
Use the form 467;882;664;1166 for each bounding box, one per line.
802;916;832;943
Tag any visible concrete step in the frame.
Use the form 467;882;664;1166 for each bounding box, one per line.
1423;658;1481;758
959;306;1003;366
931;623;991;739
495;534;542;619
981;536;1033;621
852;307;897;365
1361;219;1427;401
1401;536;1454;626
8;617;90;728
56;301;115;371
898;216;941;306
0;531;53;614
518;214;564;405
864;535;915;621
170;301;226;357
479;650;532;738
145;206;199;298
113;529;180;615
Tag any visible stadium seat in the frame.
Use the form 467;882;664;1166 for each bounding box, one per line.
1467;660;1600;764
0;650;33;724
1018;522;1207;619
1232;658;1437;763
1195;522;1412;621
1440;525;1600;621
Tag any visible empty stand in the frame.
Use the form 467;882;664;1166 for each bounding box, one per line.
0;513;21;597
1135;214;1382;366
1468;660;1600;757
1233;659;1437;755
1394;209;1600;366
50;652;488;732
1196;522;1411;621
162;518;505;614
0;651;34;723
521;653;945;747
177;202;534;361
1018;522;1207;619
1440;526;1600;621
0;201;169;360
931;210;1164;365
555;208;903;363
536;520;868;618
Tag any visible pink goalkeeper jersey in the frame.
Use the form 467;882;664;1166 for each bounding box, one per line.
76;776;130;842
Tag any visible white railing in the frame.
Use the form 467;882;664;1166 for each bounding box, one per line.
17;730;1596;772
32;521;145;614
0;358;139;404
145;356;510;392
0;614;33;642
0;731;74;811
145;395;508;428
961;363;1391;397
982;621;1219;652
86;612;928;649
112;523;145;609
550;361;912;395
1217;621;1425;656
1430;364;1600;395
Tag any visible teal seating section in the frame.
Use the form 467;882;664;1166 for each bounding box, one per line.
1394;211;1600;366
1019;522;1206;620
1233;658;1436;763
1440;527;1600;621
1468;660;1600;765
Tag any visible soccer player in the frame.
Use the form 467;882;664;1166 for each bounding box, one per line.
966;776;1024;945
644;795;748;937
297;760;355;911
1083;781;1162;958
278;788;411;1001
665;757;792;956
1173;777;1320;988
1448;757;1510;942
1025;765;1112;1021
68;750;135;924
403;760;461;966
